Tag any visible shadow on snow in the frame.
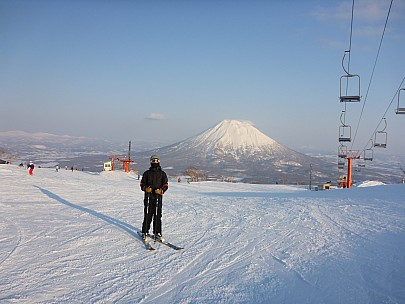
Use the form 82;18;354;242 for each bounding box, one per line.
34;185;140;240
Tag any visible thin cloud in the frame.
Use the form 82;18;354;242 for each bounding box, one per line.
312;0;403;42
312;2;351;21
320;38;347;49
312;0;394;22
145;113;165;121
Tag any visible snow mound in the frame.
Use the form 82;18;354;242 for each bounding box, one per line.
356;180;386;187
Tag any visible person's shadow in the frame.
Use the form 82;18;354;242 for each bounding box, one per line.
34;186;140;239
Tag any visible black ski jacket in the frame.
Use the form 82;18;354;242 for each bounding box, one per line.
140;166;168;193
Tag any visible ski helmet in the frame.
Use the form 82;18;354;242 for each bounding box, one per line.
150;155;160;163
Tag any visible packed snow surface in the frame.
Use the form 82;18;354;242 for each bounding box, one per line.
1;164;405;303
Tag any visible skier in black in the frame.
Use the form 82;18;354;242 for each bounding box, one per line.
140;155;168;242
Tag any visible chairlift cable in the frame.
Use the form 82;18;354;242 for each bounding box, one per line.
351;0;393;149
343;0;355;91
362;76;405;151
341;0;354;75
339;0;354;143
340;0;355;95
347;0;355;72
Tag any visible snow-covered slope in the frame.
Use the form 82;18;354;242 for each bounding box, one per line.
1;164;405;303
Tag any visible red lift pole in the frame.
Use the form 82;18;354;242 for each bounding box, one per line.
346;150;360;189
347;157;353;188
120;141;133;173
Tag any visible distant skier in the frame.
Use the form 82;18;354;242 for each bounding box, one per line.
140;155;168;242
28;161;34;176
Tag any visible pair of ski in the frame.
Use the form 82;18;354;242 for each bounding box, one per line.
137;231;183;251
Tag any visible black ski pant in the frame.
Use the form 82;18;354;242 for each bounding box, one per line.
142;193;163;235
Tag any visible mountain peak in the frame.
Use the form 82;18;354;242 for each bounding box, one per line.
191;119;278;153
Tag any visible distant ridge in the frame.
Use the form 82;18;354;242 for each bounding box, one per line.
1;126;401;184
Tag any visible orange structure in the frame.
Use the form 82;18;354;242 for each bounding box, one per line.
338;150;361;188
120;159;134;173
109;154;134;172
119;141;134;173
107;141;134;173
108;155;124;171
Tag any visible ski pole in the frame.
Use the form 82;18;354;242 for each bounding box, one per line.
142;193;150;237
153;193;158;241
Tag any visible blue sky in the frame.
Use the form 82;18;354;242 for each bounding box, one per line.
1;0;404;155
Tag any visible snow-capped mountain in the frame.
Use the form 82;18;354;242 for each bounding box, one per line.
171;120;285;159
190;120;279;156
139;120;335;183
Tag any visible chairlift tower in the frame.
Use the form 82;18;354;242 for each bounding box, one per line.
339;150;361;189
109;154;126;171
119;141;134;173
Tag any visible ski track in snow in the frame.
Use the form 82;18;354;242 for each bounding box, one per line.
1;165;405;303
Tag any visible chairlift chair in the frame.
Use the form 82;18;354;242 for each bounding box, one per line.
340;74;361;102
355;163;364;172
339;125;351;142
338;111;351;142
363;148;373;161
373;118;387;148
374;132;387;148
338;158;345;169
338;144;348;158
396;88;405;114
339;51;361;102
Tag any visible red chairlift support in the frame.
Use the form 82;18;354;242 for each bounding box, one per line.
120;141;134;173
339;150;361;189
109;141;134;173
109;154;126;171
